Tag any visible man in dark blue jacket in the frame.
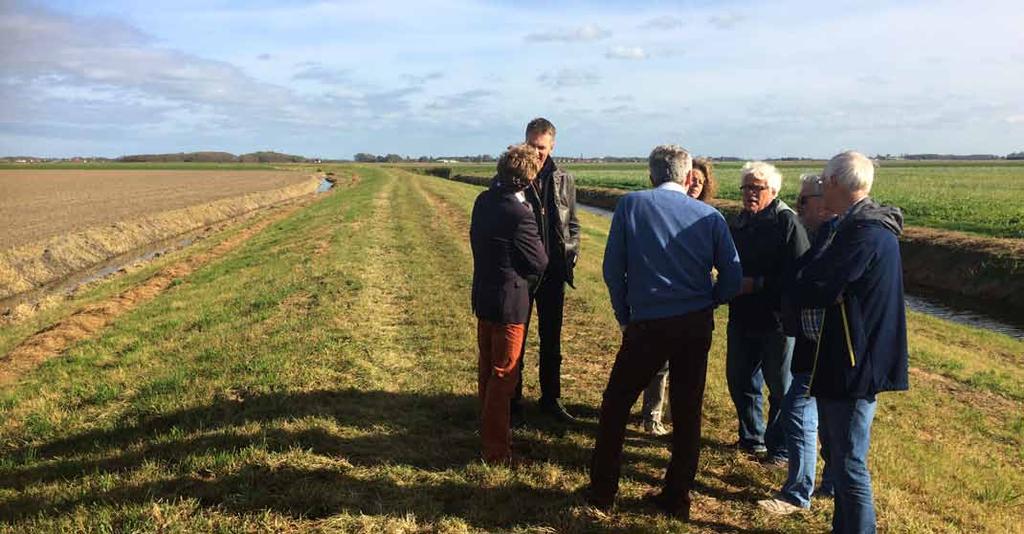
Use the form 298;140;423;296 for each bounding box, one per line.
792;151;909;534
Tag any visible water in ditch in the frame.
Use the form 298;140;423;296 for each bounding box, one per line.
577;203;1024;340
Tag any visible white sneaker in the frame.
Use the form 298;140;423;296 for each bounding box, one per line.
757;498;804;515
642;420;670;436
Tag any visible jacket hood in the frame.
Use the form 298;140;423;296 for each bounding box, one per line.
846;197;904;237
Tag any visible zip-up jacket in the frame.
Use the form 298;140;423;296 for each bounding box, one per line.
782;217;839;373
728;198;810;334
527;158;581;287
794;198;909;399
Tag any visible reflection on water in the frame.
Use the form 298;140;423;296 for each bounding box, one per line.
577;202;1024;340
904;294;1023;340
316;179;334;193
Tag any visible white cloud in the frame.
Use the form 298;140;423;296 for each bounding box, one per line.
526;23;611;43
606;46;649;60
708;13;745;29
537;68;601;88
640;16;683;30
292;62;350;85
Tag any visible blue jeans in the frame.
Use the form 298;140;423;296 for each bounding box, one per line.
779;372;833;508
725;324;793;458
818;397;877;534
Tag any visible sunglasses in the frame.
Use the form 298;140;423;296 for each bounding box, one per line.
797;194;823;206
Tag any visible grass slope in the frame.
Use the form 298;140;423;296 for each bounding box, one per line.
1;167;1022;532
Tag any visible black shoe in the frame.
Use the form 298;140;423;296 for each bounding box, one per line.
583;487;615;512
643;491;690;521
733;440;768;456
511;408;527;429
539;398;578;424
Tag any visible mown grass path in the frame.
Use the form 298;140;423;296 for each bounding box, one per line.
1;167;1022;532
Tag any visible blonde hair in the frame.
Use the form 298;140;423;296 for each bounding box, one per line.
496;143;542;191
740;161;783;194
823;151;875;193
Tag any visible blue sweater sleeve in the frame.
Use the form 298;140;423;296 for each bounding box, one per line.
603;199;630;325
712;214;742;305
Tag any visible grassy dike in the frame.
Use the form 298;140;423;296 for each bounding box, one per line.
1;166;1021;532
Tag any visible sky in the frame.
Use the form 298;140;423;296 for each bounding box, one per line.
1;0;1023;159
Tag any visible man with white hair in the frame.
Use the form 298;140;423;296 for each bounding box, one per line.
727;161;810;464
791;151;909;533
588;145;741;519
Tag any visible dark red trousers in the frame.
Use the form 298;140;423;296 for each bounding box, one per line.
477;319;526;463
590;308;714;509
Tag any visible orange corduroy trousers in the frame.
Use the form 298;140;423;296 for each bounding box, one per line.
476;319;526;463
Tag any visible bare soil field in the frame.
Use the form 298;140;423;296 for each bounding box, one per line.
0;170;321;303
0;170;311;249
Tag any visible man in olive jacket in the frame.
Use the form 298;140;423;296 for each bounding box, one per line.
512;117;581;425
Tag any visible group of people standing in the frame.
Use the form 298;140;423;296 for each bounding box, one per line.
469;118;909;533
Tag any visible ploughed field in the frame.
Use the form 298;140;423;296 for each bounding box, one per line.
0;170;312;249
448;160;1024;239
1;166;1021;533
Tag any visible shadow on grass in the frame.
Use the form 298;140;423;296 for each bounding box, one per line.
1;388;774;532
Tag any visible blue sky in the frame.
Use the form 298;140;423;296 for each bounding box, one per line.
1;0;1022;158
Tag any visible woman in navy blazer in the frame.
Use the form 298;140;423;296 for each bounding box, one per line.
469;144;548;464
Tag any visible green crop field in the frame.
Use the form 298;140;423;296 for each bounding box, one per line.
1;166;1022;532
442;160;1024;239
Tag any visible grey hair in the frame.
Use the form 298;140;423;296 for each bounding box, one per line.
648;144;692;186
799;174;824;195
823;151;875;193
740;161;783;194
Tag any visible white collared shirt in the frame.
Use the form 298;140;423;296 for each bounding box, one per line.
657;181;687;195
515;190;527;203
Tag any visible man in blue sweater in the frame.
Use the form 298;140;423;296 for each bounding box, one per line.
588;145;742;519
792;151;909;534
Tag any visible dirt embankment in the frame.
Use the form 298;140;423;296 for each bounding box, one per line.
447;174;1024;315
0;174;321;302
0;198;316;385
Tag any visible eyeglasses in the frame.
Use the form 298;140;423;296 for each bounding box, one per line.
739;184;770;194
797;194;822;206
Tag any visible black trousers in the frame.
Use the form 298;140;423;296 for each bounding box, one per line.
513;269;565;407
589;308;714;509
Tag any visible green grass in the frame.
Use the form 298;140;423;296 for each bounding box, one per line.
443;160;1024;238
1;166;1022;532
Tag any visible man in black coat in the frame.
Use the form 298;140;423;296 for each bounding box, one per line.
727;162;810;463
470;144;549;464
512;117;581;425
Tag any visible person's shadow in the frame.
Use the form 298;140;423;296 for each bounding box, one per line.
1;388;781;532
